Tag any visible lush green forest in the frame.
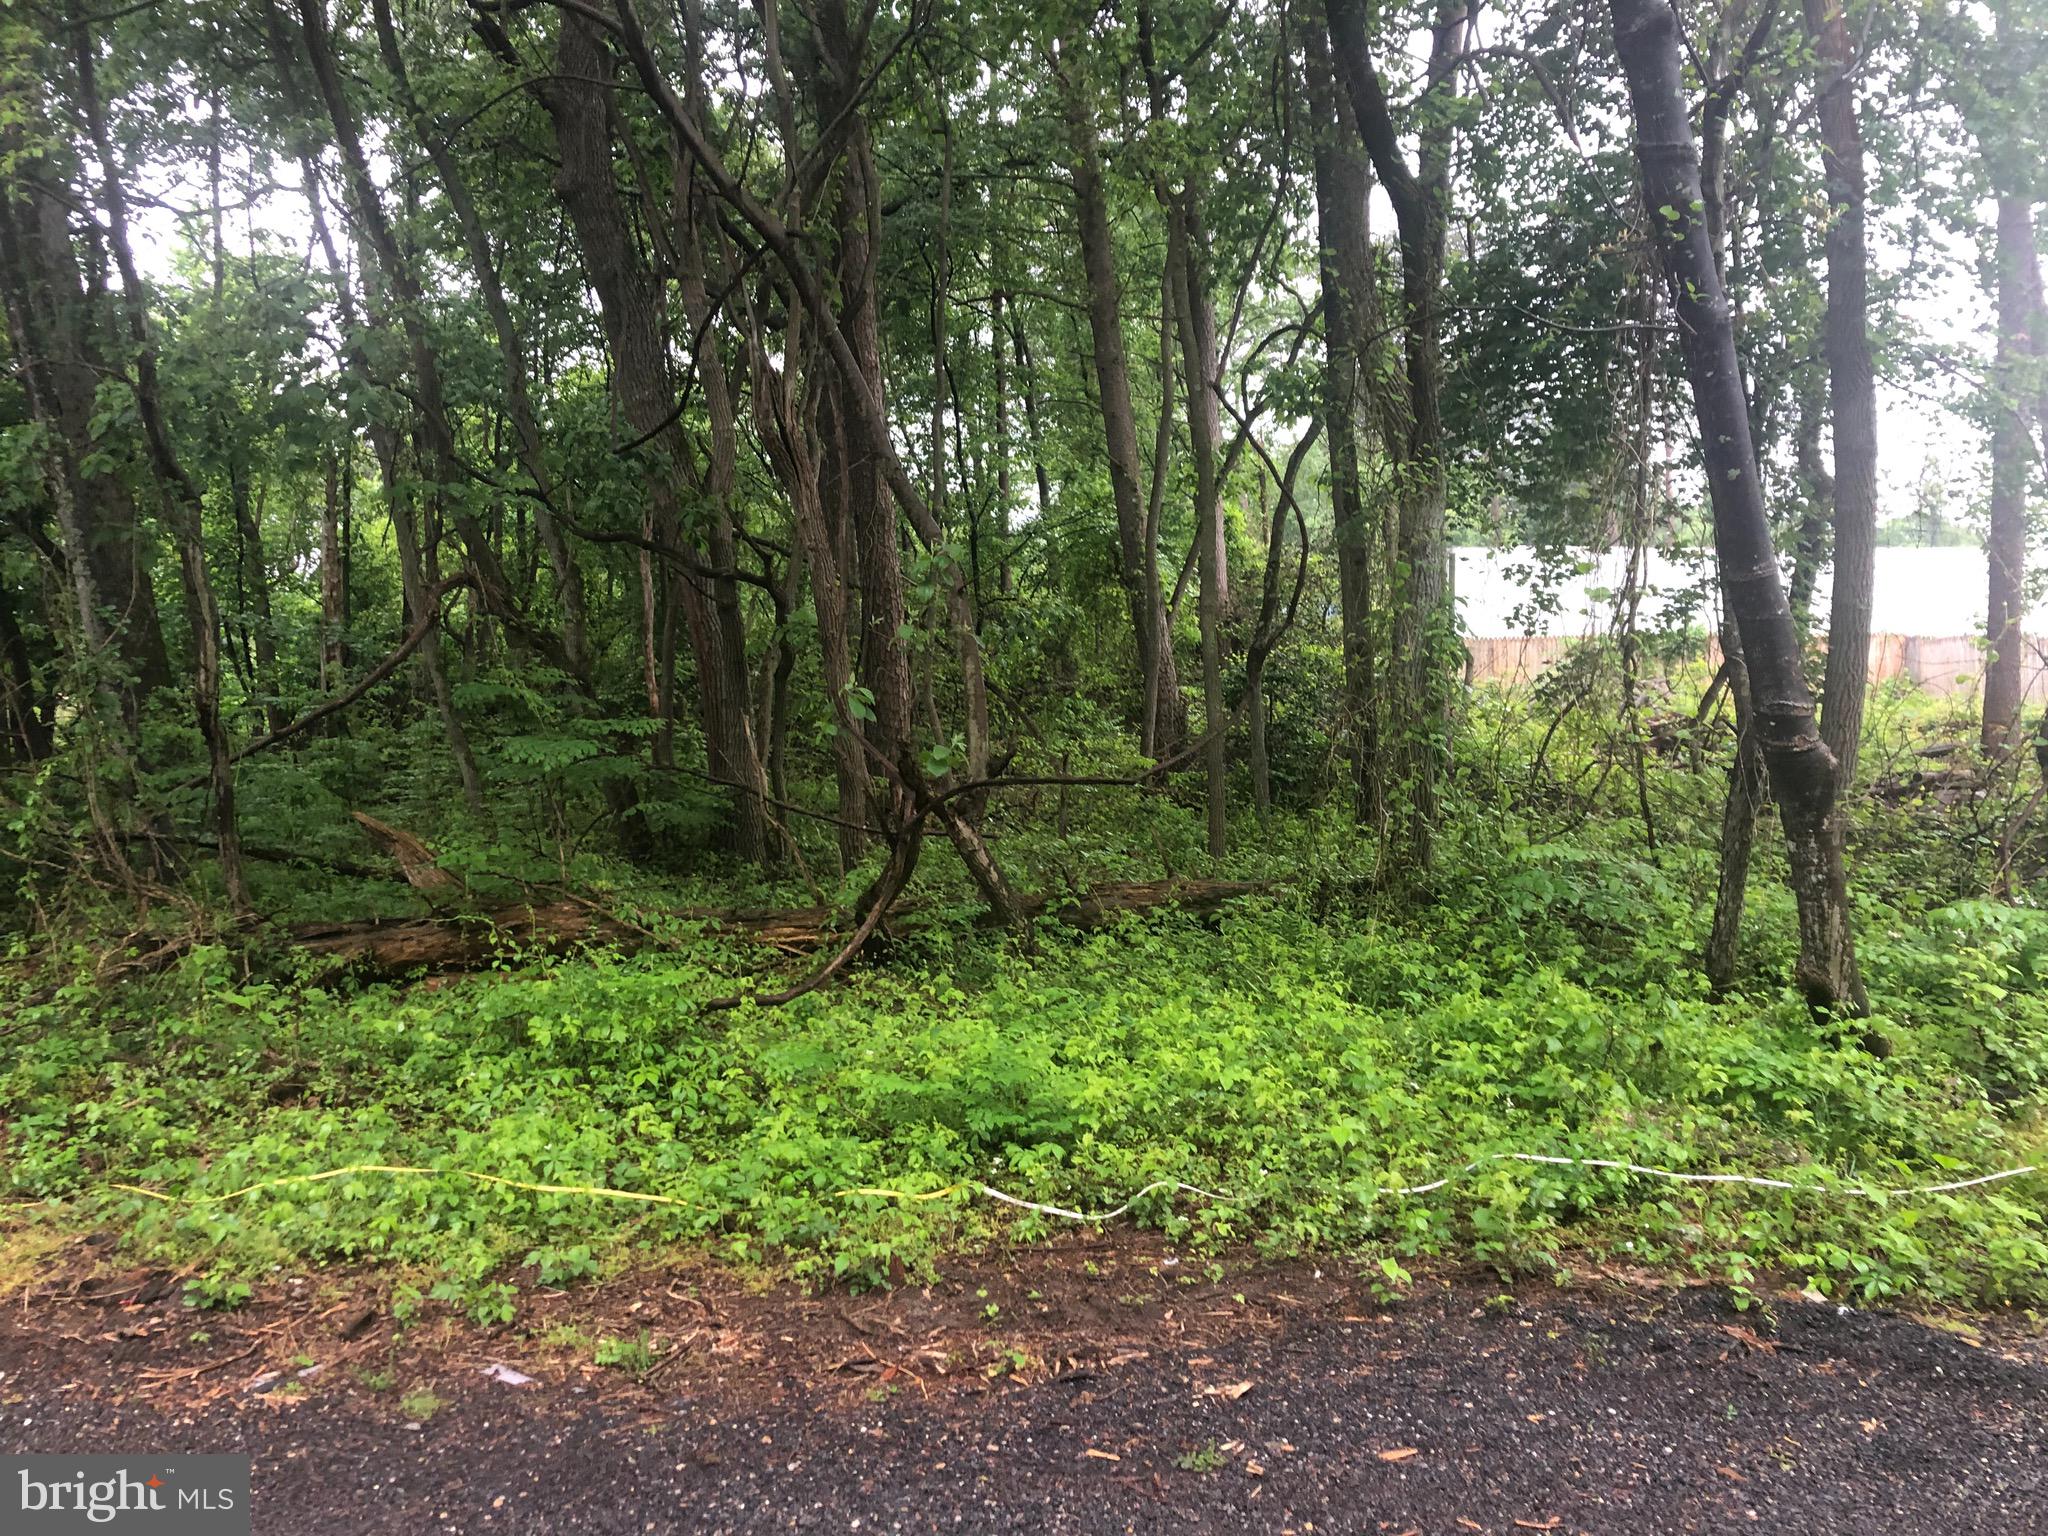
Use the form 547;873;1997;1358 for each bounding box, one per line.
2;0;2046;1317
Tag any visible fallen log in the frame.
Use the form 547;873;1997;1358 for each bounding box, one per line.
288;879;1270;982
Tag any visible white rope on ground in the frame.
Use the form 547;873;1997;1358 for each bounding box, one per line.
972;1180;1231;1223
953;1153;2043;1224
78;1153;2044;1225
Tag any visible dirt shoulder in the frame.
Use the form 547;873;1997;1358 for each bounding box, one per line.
1;1233;2043;1533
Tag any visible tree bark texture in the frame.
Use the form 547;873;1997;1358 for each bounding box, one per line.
1611;0;1865;1013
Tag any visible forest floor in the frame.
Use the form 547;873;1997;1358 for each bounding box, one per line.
2;1231;2043;1533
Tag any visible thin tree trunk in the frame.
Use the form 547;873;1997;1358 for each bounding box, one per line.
924;110;993;801
744;290;869;869
1141;265;1178;761
539;14;765;858
201;117;281;736
320;446;348;694
1247;477;1280;824
639;509;665;757
228;466;282;732
300;0;575;688
0;196;124;729
1171;206;1231;858
598;0;1021;928
1612;0;1866;1015
758;542;803;810
1788;378;1833;625
384;438;488;816
672;6;773;856
991;289;1015;598
1805;0;1878;787
1983;194;2041;753
1013;311;1057;522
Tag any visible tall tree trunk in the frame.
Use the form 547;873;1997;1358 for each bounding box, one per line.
1141;264;1179;762
76;27;248;911
1012;309;1057;526
1612;0;1866;1015
672;5;774;855
1060;65;1184;756
827;134;916;784
1322;0;1462;873
1170;206;1231;858
266;2;483;809
1305;23;1384;828
750;337;870;868
1983;194;2042;753
227;466;283;732
0;194;126;745
757;542;803;812
387;440;487;815
1244;471;1286;825
1805;0;1878;787
0;216;141;878
922;110;994;801
201;121;282;736
300;1;578;685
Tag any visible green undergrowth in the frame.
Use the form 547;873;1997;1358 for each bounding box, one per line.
4;836;2046;1315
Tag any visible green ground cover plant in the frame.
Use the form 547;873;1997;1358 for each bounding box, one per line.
6;711;2044;1314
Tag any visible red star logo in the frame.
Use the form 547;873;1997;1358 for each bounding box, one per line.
147;1476;163;1489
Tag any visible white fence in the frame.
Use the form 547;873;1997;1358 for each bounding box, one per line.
1455;547;2048;701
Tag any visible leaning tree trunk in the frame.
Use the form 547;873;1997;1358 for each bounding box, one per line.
1611;0;1865;1014
1805;0;1879;788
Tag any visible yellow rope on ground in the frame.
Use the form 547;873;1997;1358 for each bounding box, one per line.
836;1184;970;1202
